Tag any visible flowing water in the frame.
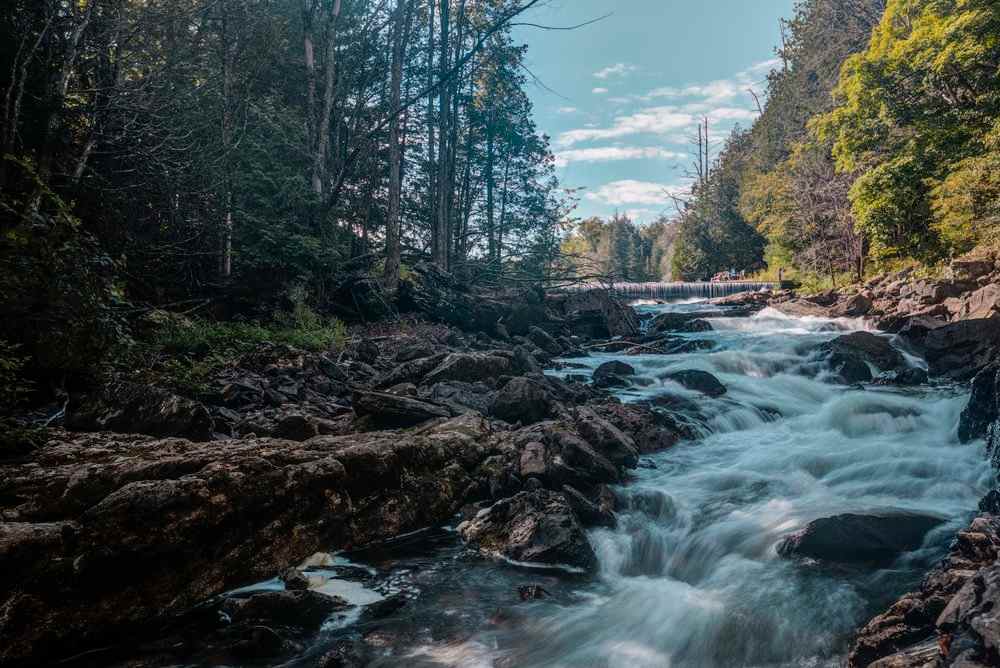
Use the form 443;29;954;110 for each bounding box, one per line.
289;301;990;668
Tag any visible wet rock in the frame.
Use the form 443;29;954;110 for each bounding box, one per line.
561;485;615;528
916;319;1000;380
422;380;495;415
359;593;408;622
281;568;310;591
352;390;451;428
664;369;727;397
549;430;620;487
65;382;213;442
777;512;946;564
574;408;640;470
458;490;597;572
592;360;636;390
958;364;999;447
0;417;498;665
820;332;907;383
424;352;510;385
527;326;562;356
648;311;725;335
491;377;554;425
979;490;1000;515
874;367;930;387
228;624;295;659
221;590;349;629
517;584;550;601
316;638;373;668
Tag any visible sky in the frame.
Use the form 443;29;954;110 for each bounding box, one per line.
512;0;797;224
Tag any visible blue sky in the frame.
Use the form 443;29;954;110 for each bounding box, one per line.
513;0;797;223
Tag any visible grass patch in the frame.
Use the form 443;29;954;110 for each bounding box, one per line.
135;312;347;397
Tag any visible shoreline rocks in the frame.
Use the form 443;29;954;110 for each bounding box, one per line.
847;511;1000;667
0;308;689;665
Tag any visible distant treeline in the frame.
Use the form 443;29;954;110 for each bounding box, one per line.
560;214;678;283
673;0;1000;283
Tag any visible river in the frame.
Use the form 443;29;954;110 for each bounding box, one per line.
292;300;990;667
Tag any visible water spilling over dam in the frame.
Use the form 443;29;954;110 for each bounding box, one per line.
560;281;786;301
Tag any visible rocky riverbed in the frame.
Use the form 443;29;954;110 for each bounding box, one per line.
2;255;999;667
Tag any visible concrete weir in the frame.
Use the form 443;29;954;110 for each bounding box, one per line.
560;281;784;301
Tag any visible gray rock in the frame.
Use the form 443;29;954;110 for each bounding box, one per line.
352;390;451;428
458;490;597;571
424;353;510;385
593;360;636;389
491;377;554;425
664;369;727;397
777;511;945;564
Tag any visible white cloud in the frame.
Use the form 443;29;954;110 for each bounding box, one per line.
625;208;656;222
554;146;685;168
557;107;694;147
641;58;780;106
586;180;689;206
592;87;609;95
557;106;579;114
594;63;637;79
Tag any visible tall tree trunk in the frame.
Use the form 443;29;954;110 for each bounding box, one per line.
34;0;95;206
485;107;496;266
432;0;451;270
425;0;436;233
303;0;317;159
219;0;237;278
383;0;414;291
312;0;342;196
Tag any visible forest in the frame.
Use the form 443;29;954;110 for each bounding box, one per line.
672;0;1000;283
3;2;1000;667
0;0;574;388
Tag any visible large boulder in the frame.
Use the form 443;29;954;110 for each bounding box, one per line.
664;369;727;397
547;289;639;338
491;377;554;425
777;512;945;564
958;364;1000;465
424;352;510;385
65;382;213;441
574;408;640;469
648;311;725;335
592;360;636;389
457;490;597;571
819;332;906;383
920;318;1000;380
527;326;563;356
352;390;451;428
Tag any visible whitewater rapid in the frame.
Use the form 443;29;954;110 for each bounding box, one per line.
345;301;989;667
